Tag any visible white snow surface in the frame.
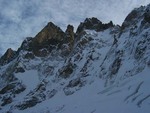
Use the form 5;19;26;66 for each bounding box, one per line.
12;67;150;113
15;70;39;91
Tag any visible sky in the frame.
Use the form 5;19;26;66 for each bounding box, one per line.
0;0;149;55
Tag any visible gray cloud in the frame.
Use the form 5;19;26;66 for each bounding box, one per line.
0;0;149;54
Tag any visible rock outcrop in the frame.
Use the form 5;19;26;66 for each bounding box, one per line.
0;48;17;66
76;17;113;34
29;22;66;56
19;23;75;57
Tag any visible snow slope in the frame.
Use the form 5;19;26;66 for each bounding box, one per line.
8;67;150;113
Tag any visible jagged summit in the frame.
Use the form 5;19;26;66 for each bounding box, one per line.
0;3;149;66
34;22;65;44
122;4;150;30
76;17;113;34
0;48;17;66
65;24;74;33
143;4;150;23
18;23;75;57
28;22;66;56
0;17;113;60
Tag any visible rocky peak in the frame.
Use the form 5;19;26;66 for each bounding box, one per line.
0;48;17;66
65;24;74;42
19;37;33;51
25;22;66;56
60;25;75;56
16;23;76;58
65;24;74;34
143;4;150;23
121;5;150;30
33;22;65;45
4;48;14;59
76;17;113;34
83;17;102;28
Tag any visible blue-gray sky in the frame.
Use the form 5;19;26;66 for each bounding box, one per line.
0;0;149;55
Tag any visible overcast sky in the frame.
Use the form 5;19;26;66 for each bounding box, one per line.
0;0;149;55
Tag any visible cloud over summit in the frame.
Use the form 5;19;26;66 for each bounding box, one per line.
0;0;149;54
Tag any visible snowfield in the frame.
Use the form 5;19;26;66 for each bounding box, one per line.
11;67;150;113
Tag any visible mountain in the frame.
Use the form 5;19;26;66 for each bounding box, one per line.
0;4;150;113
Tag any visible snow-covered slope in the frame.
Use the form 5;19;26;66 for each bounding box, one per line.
0;4;150;113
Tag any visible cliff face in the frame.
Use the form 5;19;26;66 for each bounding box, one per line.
0;4;150;113
19;22;66;57
76;17;114;34
0;48;17;66
32;22;65;49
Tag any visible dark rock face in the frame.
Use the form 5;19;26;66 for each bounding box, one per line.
16;96;41;110
67;78;82;88
110;58;122;76
121;9;139;30
63;78;83;96
144;7;150;23
0;81;25;107
65;25;74;35
134;40;147;60
1;96;12;106
0;82;25;94
29;22;66;56
34;22;65;45
76;17;113;34
17;22;67;57
15;67;25;73
19;22;75;57
59;63;74;78
0;83;16;94
121;5;150;30
0;22;75;66
125;10;138;22
0;48;17;66
61;25;75;56
65;24;74;44
46;89;57;99
19;37;33;51
24;52;35;59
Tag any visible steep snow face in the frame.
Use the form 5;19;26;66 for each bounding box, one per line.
0;27;116;113
15;70;39;91
10;68;150;113
0;4;150;113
